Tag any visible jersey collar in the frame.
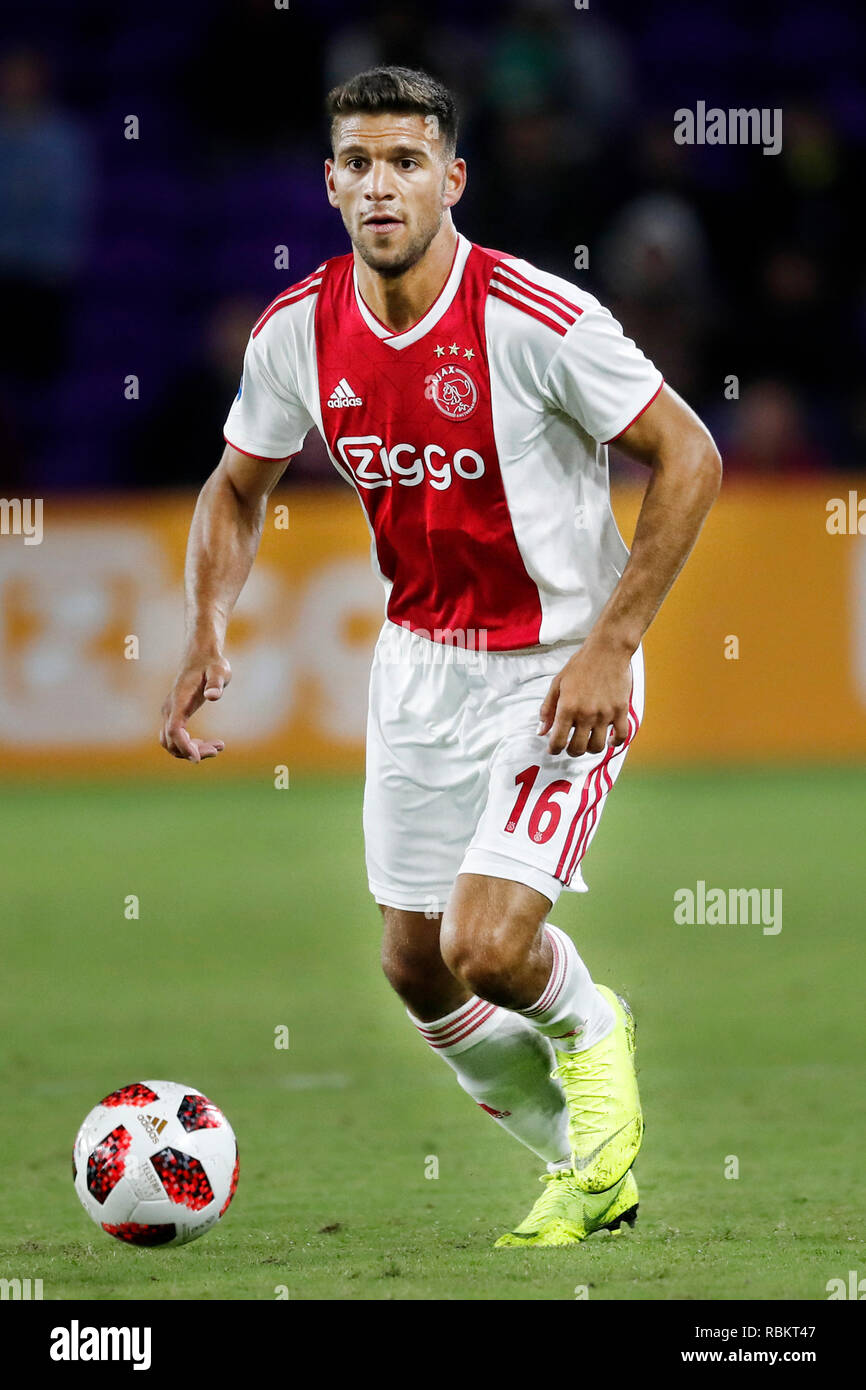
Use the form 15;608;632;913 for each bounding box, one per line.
352;232;472;350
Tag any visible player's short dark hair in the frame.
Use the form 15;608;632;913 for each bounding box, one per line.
326;66;458;160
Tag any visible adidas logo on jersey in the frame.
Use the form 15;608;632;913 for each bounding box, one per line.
327;378;363;408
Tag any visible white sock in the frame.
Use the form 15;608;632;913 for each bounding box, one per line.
409;995;571;1165
519;923;614;1053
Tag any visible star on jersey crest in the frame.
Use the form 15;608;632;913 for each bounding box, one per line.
434;344;475;360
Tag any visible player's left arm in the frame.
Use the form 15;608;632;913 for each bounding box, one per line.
540;383;722;755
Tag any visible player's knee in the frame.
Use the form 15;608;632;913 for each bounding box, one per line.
439;912;527;1002
380;939;424;999
380;937;450;1017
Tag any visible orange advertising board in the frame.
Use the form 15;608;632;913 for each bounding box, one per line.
0;479;864;775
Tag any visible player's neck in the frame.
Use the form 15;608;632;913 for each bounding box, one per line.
354;221;459;335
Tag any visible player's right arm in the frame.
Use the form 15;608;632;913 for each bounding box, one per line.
159;442;293;762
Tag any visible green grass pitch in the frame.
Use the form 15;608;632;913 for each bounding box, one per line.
1;768;863;1301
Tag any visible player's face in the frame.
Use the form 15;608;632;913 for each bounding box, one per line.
326;113;465;278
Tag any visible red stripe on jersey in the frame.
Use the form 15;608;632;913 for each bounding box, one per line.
492;261;584;319
252;279;322;338
490;271;580;330
252;275;320;334
223;436;297;463
489;285;570;337
491;264;583;324
602;379;665;444
252;270;323;333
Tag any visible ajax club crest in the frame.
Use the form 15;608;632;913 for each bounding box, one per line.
425;364;478;421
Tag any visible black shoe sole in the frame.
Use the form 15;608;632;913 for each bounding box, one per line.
601;1203;639;1233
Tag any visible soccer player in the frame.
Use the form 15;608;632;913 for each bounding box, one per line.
160;67;721;1246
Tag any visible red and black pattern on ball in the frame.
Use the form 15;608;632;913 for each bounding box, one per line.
151;1147;214;1211
102;1222;176;1246
87;1125;132;1204
220;1145;240;1216
99;1083;159;1108
177;1093;222;1133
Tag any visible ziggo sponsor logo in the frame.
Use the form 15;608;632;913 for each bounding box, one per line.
336;435;485;491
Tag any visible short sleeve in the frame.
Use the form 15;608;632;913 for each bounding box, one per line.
223;322;314;460
542;303;664;445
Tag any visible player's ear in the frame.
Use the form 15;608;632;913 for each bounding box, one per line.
442;157;467;210
324;159;340;207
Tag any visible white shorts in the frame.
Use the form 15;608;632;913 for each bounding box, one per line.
363;620;645;913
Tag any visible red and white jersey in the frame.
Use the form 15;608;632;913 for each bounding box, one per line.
223;232;663;651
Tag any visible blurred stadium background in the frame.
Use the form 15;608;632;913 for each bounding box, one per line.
1;0;865;1301
0;0;864;772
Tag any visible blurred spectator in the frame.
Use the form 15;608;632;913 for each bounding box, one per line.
783;106;840;196
182;0;323;161
632;116;700;197
0;2;862;489
738;244;853;407
326;2;448;89
473;107;583;279
323;2;481;136
720;380;829;477
130;291;337;489
484;0;570;117
0;46;92;380
848;385;866;464
484;0;632;141
129;292;336;489
129;296;263;488
598;193;712;402
0;383;25;486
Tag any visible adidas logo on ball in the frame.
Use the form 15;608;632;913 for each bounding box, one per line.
136;1112;168;1143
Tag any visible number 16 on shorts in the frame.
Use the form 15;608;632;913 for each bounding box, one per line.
480;716;638;892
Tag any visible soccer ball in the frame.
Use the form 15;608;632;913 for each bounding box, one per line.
72;1080;239;1247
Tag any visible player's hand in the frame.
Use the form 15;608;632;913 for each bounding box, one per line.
159;651;231;762
538;642;632;757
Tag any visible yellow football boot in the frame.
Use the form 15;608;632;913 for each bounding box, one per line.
494;1167;638;1248
552;986;643;1193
